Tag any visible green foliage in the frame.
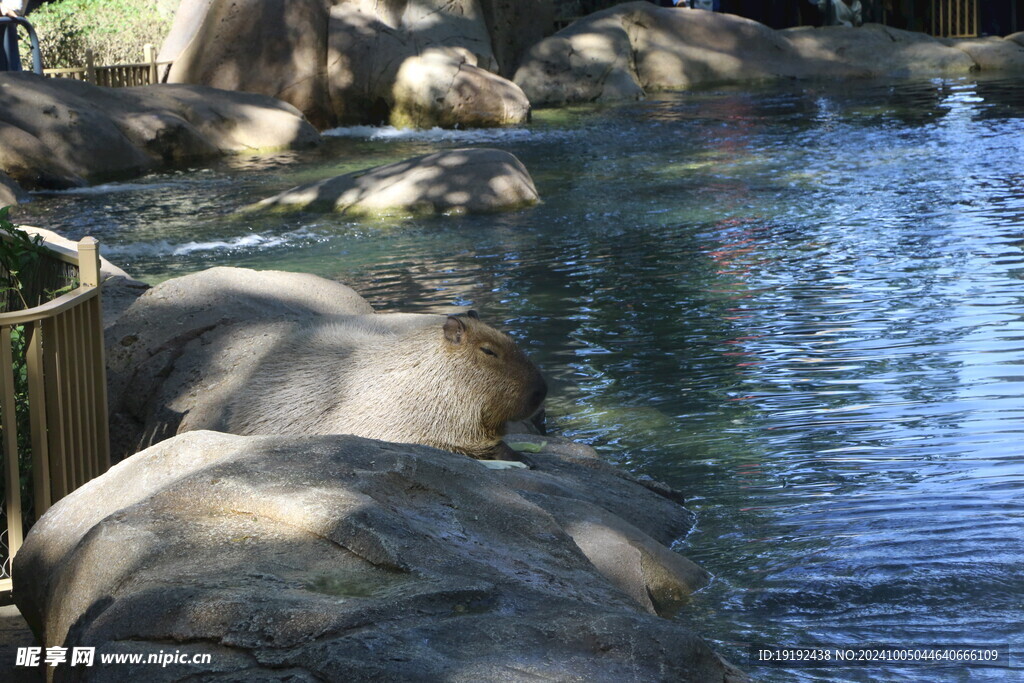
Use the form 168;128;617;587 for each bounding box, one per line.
23;0;176;69
0;206;47;310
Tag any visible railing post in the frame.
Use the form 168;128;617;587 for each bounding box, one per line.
1;329;25;576
77;237;100;288
145;43;157;85
85;49;96;85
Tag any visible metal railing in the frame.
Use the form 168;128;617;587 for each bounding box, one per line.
44;44;172;87
931;0;978;37
1;236;109;593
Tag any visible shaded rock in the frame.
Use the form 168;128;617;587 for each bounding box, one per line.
251;148;539;215
1009;31;1024;48
155;0;214;73
14;431;744;681
782;24;977;78
0;170;26;206
479;0;556;79
0;74;319;192
514;6;646;106
105;266;373;460
948;36;1024;71
167;0;531;129
165;0;333;128
391;48;531;128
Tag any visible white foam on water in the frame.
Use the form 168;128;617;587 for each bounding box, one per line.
104;229;313;259
323;125;538;143
31;182;186;196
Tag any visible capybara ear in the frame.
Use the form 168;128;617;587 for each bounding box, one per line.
444;316;467;345
466;310;480;320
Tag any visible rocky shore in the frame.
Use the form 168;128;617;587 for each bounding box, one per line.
11;266;748;680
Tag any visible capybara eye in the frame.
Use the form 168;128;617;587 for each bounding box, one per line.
480;346;497;357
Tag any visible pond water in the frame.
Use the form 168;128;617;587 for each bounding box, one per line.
14;75;1024;680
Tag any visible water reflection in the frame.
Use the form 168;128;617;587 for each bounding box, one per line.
11;75;1024;681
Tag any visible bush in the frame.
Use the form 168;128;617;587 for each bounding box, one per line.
22;0;177;69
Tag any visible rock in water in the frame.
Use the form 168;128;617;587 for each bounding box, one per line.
249;148;539;216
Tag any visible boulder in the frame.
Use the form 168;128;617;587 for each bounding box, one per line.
782;24;977;78
250;148;539;215
948;36;1024;71
166;0;531;129
0;74;319;193
515;4;982;107
13;430;744;681
0;171;26;206
165;0;333;129
105;266;374;460
515;3;854;106
479;0;556;78
391;48;531;128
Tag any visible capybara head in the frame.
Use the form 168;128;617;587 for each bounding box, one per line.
440;311;547;433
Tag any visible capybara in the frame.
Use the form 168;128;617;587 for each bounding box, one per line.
224;311;547;458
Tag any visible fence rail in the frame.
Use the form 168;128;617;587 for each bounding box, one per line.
44;44;172;87
1;236;109;593
931;0;979;37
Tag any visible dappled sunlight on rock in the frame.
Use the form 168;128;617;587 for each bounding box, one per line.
249;148;538;216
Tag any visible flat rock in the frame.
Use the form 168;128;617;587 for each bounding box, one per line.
13;430;745;681
0;74;319;197
250;148;539;215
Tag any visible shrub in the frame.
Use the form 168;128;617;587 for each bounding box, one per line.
22;0;176;69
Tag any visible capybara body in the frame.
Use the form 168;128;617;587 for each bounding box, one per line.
225;311;547;458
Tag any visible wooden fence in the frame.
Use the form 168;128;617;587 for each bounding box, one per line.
931;0;979;37
1;236;109;593
44;44;173;87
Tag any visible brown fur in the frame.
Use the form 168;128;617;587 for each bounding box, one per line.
224;311;547;458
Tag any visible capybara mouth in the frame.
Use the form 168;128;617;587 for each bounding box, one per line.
513;376;547;421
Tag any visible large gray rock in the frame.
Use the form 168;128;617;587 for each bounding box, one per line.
515;3;853;106
105;266;374;460
0;170;26;206
165;0;333;128
0;74;319;196
250;148;539;215
947;36;1024;71
391;47;531;128
165;0;534;129
782;24;977;78
14;430;744;681
515;4;983;106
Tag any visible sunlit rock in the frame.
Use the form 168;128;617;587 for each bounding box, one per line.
948;35;1024;71
164;0;539;129
783;24;977;78
516;3;981;107
165;0;333;128
250;148;538;216
0;74;319;197
391;48;530;128
14;430;742;680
